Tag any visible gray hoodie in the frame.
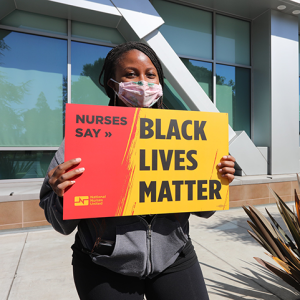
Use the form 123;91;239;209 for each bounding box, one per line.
39;140;214;278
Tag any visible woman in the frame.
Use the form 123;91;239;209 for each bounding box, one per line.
40;41;235;300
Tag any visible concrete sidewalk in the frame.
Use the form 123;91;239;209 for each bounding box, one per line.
1;204;300;300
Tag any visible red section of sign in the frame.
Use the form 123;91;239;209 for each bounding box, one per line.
63;104;138;220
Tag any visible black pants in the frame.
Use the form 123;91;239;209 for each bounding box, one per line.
73;261;209;300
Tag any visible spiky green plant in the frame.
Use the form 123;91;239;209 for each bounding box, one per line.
243;175;300;292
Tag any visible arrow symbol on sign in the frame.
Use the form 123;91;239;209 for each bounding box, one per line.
105;132;112;137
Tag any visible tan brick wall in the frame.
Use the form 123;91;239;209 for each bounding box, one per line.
0;180;298;230
0;200;48;230
229;180;299;208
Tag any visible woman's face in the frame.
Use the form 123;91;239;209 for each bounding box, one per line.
108;49;160;107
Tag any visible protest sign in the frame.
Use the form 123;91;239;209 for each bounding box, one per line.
63;103;229;220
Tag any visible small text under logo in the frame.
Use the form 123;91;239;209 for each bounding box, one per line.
74;195;106;206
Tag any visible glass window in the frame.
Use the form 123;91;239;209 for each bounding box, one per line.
0;30;67;147
0;151;56;179
71;41;111;106
216;15;250;66
72;21;125;44
152;0;212;60
181;59;213;100
163;79;189;110
216;64;251;136
0;10;67;36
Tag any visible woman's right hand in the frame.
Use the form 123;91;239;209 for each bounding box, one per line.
48;158;85;197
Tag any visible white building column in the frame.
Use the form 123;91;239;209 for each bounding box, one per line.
253;10;299;174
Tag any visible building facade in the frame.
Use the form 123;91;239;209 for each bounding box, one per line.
0;0;300;229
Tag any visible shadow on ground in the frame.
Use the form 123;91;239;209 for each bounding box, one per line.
202;260;300;300
193;207;288;246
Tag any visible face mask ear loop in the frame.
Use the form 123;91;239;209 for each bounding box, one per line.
110;78;119;84
110;79;119;106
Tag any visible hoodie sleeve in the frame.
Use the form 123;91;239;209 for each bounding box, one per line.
39;140;80;235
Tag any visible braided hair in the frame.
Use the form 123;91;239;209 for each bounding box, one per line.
99;41;164;109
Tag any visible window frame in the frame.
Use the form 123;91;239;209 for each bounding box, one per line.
0;16;120;154
164;3;253;138
174;11;252;102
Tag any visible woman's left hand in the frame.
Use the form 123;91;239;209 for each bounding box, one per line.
217;155;236;184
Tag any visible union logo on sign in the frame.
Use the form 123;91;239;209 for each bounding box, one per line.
74;196;89;206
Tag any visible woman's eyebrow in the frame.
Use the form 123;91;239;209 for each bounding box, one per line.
122;67;156;71
122;66;137;71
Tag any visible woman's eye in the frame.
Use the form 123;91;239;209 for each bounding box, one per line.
147;73;156;78
126;72;135;77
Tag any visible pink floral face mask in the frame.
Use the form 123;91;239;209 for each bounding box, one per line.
110;79;163;108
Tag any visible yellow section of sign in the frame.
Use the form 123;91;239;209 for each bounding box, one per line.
74;196;89;206
122;109;229;215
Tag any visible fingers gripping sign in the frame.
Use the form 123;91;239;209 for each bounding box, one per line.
48;158;85;197
217;155;236;184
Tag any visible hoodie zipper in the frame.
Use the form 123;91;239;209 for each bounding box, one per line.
138;215;156;276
